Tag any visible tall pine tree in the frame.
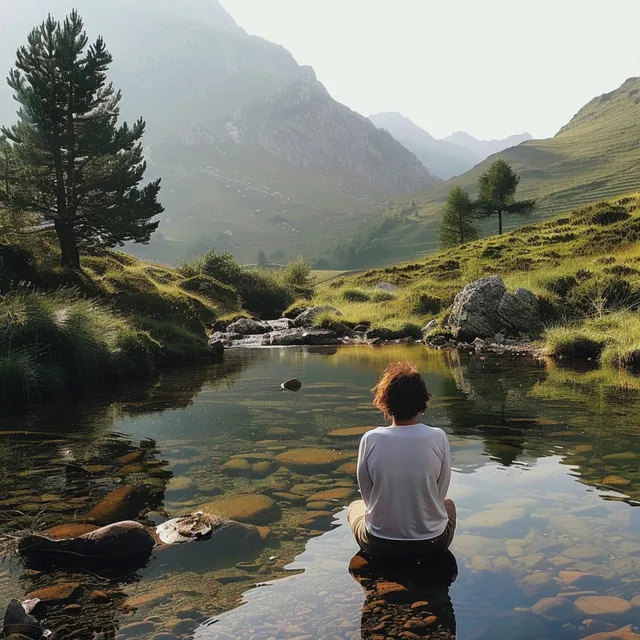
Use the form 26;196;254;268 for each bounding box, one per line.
1;12;162;268
439;185;478;248
476;159;535;235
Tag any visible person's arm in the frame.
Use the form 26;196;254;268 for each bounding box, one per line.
356;435;373;505
437;433;451;500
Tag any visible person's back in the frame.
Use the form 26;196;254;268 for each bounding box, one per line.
358;424;450;540
347;362;456;558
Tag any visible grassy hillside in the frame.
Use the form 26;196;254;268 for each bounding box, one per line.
311;192;640;377
0;234;242;404
343;77;640;268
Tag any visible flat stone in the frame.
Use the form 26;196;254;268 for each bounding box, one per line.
199;494;280;525
271;492;306;505
220;459;251;476
531;596;578;620
335;461;357;476
89;590;110;603
579;625;640;640
281;379;302;392
251;461;273;475
275;448;344;473
43;523;99;539
559;571;603;589
326;426;374;438
465;507;526;528
306;501;334;511
575;596;633;616
26;583;81;604
119;450;145;465
306;487;356;503
124;588;172;609
166;476;194;493
86;485;149;524
375;581;410;603
264;427;297;438
299;511;334;529
119;622;155;638
601;476;631;486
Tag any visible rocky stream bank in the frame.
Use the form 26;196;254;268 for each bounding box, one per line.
209;276;548;358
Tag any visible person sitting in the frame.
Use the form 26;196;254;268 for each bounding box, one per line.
347;361;456;558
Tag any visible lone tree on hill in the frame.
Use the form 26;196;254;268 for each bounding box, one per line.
476;159;535;235
0;12;162;268
439;185;478;248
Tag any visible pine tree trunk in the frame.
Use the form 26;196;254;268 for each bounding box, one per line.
55;220;80;268
498;210;503;235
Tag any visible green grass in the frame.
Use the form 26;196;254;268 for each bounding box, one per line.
309;192;640;374
0;289;161;404
0;239;244;404
345;77;640;267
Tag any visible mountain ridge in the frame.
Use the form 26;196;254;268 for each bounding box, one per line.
368;112;531;180
0;0;436;264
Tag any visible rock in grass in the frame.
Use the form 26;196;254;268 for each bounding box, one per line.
292;306;342;327
281;378;302;392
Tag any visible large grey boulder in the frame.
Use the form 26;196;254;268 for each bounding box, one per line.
265;318;295;331
449;276;507;341
226;318;272;335
498;287;543;335
261;328;339;346
292;305;342;327
449;277;544;341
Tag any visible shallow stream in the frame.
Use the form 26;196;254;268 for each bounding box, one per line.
0;346;638;639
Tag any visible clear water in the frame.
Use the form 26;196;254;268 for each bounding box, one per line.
0;346;638;640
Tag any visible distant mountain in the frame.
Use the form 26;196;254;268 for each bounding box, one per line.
0;0;436;264
344;78;640;268
368;112;531;181
369;112;479;180
444;131;532;160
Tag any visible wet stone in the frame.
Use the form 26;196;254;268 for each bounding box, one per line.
119;622;155;637
275;448;344;474
575;596;633;616
26;582;81;604
199;493;280;525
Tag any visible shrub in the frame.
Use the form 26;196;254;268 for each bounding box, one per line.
566;276;638;315
185;249;293;318
545;327;606;360
539;274;578;298
570;202;631;226
283;301;309;319
315;312;349;336
400;322;422;339
410;293;442;316
371;290;395;303
281;258;316;299
342;288;371;303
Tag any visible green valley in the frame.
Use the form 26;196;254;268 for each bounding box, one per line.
337;77;640;269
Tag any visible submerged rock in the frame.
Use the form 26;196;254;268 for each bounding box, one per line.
275;448;345;473
281;378;302;392
198;494;280;525
19;521;155;561
86;485;151;525
24;584;81;605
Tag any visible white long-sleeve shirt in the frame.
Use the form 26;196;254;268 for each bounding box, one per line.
356;423;451;541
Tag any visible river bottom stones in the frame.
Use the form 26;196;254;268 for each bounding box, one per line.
274;448;345;474
198;494;280;525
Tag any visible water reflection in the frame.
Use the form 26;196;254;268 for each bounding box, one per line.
0;346;638;640
349;550;457;639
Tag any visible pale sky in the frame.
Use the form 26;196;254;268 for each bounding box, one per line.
221;0;640;140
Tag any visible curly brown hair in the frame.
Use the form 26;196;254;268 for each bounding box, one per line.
372;361;430;420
